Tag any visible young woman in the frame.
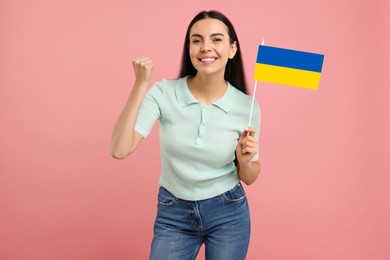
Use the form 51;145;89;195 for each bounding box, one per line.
110;10;261;260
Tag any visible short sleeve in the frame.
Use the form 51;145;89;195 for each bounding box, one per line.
135;81;164;138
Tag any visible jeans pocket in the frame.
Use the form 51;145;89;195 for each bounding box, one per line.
222;183;246;202
157;186;177;206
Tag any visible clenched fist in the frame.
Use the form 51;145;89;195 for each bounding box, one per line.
132;56;154;86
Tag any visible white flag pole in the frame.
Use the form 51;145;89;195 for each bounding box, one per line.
248;38;264;128
248;80;258;127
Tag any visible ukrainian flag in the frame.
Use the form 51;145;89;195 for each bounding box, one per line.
254;45;324;90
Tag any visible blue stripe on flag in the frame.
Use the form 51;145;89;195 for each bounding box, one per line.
256;45;324;72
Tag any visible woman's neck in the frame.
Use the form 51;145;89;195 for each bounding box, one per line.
188;73;227;105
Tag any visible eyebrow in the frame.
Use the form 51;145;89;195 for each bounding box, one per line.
190;33;225;38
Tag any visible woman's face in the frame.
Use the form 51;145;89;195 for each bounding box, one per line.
188;18;237;77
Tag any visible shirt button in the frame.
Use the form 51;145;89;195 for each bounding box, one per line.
195;137;203;145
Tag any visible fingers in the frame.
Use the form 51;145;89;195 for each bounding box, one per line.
241;139;257;149
132;56;154;85
238;128;258;155
240;140;258;154
240;128;257;146
132;56;153;67
242;127;255;137
132;56;154;73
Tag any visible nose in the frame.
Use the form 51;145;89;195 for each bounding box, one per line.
200;41;211;52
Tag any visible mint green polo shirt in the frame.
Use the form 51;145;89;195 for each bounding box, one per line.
135;76;260;201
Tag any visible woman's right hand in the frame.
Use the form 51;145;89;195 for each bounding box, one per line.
132;56;154;87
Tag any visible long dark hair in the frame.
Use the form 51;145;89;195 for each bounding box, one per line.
178;10;247;94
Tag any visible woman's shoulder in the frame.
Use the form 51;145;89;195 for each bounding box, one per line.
228;82;260;111
228;83;255;101
146;77;187;101
153;77;187;90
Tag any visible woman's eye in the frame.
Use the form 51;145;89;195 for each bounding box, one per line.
212;38;222;42
192;39;201;44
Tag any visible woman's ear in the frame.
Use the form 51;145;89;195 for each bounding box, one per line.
229;41;238;59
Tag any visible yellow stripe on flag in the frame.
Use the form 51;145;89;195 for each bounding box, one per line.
254;63;321;90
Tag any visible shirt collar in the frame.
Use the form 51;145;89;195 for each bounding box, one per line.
176;76;199;107
176;76;234;113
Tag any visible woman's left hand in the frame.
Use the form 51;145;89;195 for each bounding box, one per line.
236;128;258;166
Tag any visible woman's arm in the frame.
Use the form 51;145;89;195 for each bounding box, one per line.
235;128;261;185
110;56;153;159
236;160;261;185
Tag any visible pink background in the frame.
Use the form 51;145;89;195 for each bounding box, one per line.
1;0;389;259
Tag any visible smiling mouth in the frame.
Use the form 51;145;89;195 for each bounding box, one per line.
199;58;217;62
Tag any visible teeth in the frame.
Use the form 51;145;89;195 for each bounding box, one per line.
201;58;216;62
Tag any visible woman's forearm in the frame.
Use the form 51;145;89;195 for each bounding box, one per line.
237;160;261;185
110;82;148;159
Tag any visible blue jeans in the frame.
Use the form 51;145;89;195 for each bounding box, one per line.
150;183;250;260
